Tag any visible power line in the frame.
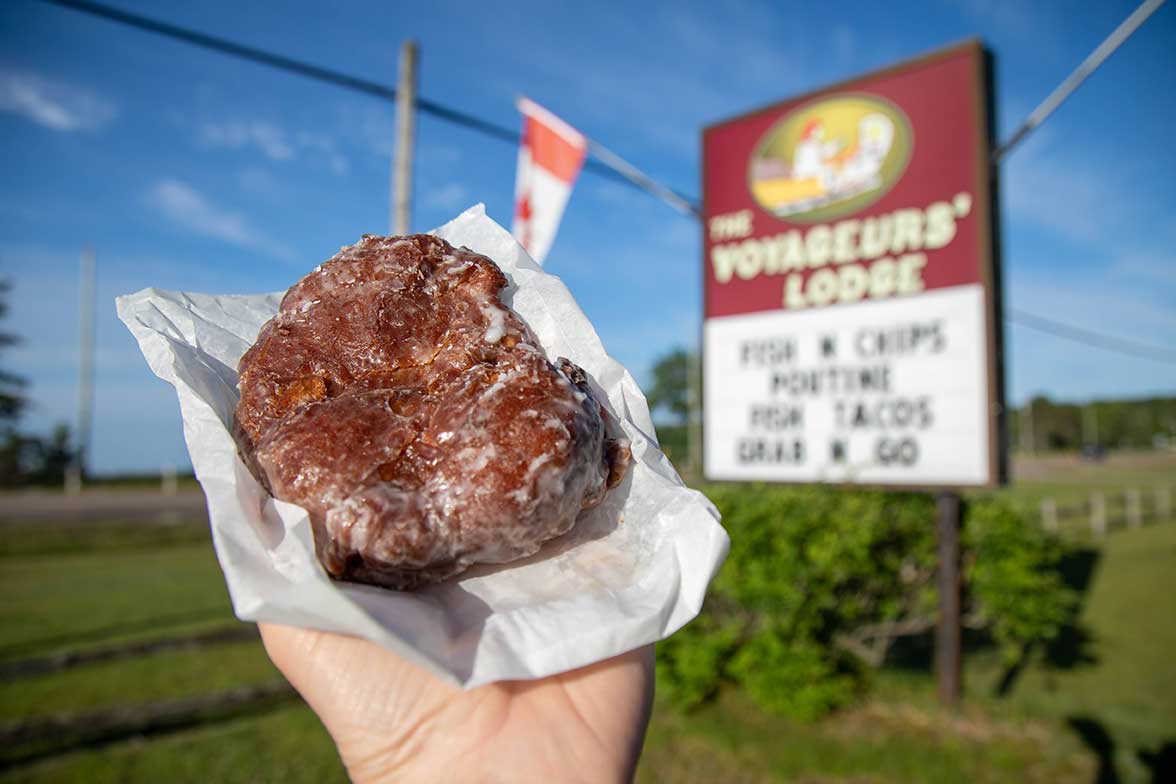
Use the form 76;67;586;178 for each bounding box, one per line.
994;0;1166;161
37;0;1174;368
40;0;699;211
586;139;700;216
1007;308;1176;365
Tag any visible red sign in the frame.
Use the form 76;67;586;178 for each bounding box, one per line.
701;41;1003;488
703;42;992;320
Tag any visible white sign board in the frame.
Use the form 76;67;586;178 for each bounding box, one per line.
701;42;1002;487
703;284;990;484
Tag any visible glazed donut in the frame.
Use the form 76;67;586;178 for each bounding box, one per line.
234;235;630;590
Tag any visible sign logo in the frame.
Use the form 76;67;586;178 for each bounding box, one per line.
748;94;913;223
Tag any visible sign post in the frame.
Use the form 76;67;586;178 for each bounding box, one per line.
935;491;962;705
701;41;1002;706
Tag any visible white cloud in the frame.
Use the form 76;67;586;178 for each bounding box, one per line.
199;120;295;160
0;71;116;132
337;102;395;158
149;179;295;261
151;179;252;244
296;131;350;175
197;119;350;175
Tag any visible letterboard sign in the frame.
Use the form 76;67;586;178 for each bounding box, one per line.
701;41;1003;487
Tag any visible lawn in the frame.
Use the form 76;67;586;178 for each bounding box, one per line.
2;704;344;784
965;522;1176;782
0;637;279;723
638;688;1095;783
1;478;1173;782
0;539;232;663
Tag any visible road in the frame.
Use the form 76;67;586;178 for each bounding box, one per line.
0;488;209;525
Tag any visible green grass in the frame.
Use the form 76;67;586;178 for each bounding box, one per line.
1;463;1172;782
964;522;1176;782
638;688;1094;783
2;703;345;784
0;541;231;663
855;522;1176;783
0;638;279;722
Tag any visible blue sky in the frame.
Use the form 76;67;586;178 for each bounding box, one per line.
1;0;1174;474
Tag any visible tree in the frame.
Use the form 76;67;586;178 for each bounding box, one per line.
0;277;75;486
647;348;692;425
0;278;27;428
1;277;31;485
1011;394;1176;452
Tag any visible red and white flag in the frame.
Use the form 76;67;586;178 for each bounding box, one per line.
512;97;587;265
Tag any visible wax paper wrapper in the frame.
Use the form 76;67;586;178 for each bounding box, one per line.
116;204;728;688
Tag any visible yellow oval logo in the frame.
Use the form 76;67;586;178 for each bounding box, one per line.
748;94;913;223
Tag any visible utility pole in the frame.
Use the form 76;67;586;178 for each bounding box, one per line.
686;347;702;479
66;246;95;495
391;40;418;235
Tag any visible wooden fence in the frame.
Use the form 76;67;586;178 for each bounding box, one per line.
1038;485;1173;537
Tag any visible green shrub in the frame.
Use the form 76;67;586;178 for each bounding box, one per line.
727;629;856;721
965;498;1076;664
657;485;1076;719
654;612;740;708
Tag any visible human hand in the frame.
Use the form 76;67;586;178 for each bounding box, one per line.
259;623;655;784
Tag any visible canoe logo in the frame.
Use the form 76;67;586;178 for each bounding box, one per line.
748;94;913;223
